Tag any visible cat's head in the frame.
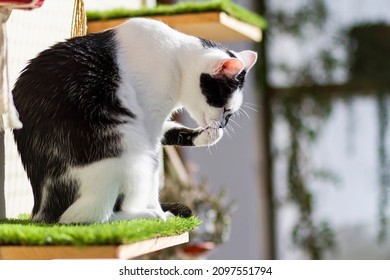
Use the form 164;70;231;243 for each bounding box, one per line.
180;39;257;130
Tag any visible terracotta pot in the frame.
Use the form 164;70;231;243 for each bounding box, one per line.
181;242;216;258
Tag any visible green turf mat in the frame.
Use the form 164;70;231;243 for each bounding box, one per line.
0;216;200;246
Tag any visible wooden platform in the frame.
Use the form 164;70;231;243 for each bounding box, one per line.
0;232;188;260
87;11;262;42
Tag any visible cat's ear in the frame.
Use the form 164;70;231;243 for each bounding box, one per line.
239;50;257;72
213;58;244;78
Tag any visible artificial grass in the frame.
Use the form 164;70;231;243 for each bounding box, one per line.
0;216;200;246
86;0;267;29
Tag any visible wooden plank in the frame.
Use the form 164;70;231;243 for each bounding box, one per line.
219;12;262;42
116;232;188;259
0;232;188;260
87;12;262;42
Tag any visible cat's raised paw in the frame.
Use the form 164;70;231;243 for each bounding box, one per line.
193;127;223;147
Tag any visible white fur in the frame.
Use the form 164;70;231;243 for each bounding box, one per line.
59;18;256;223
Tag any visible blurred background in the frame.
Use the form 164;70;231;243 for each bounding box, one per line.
168;0;390;260
262;0;390;260
170;0;390;260
1;0;390;260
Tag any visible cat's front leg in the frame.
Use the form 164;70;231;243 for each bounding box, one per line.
111;153;173;222
111;208;173;221
161;121;223;147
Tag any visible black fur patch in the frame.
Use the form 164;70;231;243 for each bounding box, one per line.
161;203;192;218
113;193;125;212
199;37;224;50
161;127;202;146
199;37;236;58
12;29;132;221
200;71;246;108
35;178;79;223
199;37;246;108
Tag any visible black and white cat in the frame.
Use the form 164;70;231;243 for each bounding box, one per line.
12;18;257;223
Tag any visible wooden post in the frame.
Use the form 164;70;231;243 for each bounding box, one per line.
254;0;276;259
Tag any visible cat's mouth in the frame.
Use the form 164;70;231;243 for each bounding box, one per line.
203;114;232;129
203;118;231;130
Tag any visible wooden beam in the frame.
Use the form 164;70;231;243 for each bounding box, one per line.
0;232;188;260
87;12;262;42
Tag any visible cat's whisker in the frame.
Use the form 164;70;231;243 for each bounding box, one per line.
207;144;213;155
241;104;258;112
229;118;241;129
227;124;235;134
209;127;214;140
224;128;233;139
243;101;259;109
239;107;251;120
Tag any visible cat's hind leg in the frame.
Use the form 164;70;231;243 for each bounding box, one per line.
59;159;121;224
31;177;79;223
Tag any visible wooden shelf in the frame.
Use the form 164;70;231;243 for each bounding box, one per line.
0;232;188;260
87;12;262;42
